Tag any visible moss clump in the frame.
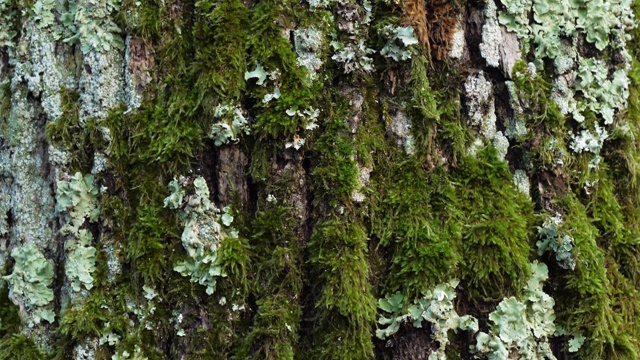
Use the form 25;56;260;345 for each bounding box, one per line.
191;0;248;101
306;97;376;359
245;0;319;140
308;218;376;360
372;160;461;296
551;194;640;359
0;334;48;360
455;147;533;300
45;89;104;173
239;206;302;360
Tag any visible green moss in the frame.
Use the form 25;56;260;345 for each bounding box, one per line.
308;218;376;360
552;194;639;359
0;269;20;340
456;147;533;300
191;0;248;102
239;206;302;360
246;0;319;140
372;160;461;295
0;334;48;360
126;205;177;286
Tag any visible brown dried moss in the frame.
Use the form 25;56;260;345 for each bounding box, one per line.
403;0;458;61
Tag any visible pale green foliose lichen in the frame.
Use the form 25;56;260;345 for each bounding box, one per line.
112;346;148;360
331;38;376;73
65;229;97;292
164;176;237;295
377;281;479;360
284;107;319;150
473;262;556;360
56;172;100;236
245;63;268;86
63;0;124;54
3;244;56;326
379;25;419;62
331;1;375;73
537;214;576;270
209;103;250;146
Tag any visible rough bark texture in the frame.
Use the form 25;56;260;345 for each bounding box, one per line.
1;0;640;359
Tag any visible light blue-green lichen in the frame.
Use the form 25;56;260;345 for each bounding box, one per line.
307;0;331;10
569;123;608;155
331;38;375;73
56;172;100;236
497;0;633;156
284;106;319;150
379;25;419;62
473;262;556;360
3;244;56;326
537;214;576;270
65;229;97;292
245;63;268;86
330;1;375;73
164;176;237;295
209;103;250;146
377;281;479;360
573;58;629;125
568;333;586;352
63;0;124;54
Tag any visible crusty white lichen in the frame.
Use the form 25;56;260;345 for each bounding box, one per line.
448;19;466;60
294;27;325;79
388;110;415;155
512;169;531;197
479;0;502;68
351;163;371;203
464;72;509;160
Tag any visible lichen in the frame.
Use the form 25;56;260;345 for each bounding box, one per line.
65;230;97;292
376;281;479;360
56;172;100;236
379;25;419;61
464;72;509;160
2;244;55;327
208;102;250;146
294;27;325;79
164;176;235;295
473;262;556;360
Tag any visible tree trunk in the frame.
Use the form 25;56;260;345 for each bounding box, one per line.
1;0;640;359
